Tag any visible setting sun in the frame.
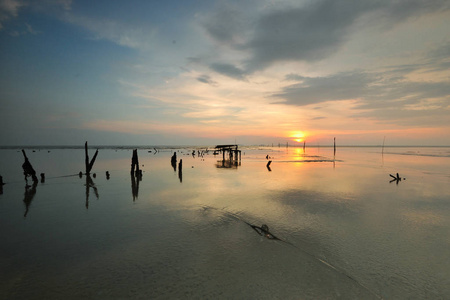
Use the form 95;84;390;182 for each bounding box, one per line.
290;131;306;143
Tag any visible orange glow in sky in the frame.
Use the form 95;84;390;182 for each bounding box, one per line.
290;131;306;143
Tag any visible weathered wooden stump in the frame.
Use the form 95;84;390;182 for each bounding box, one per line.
21;149;38;183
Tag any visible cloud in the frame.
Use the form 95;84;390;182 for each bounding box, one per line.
197;74;217;86
202;4;247;46
209;63;246;80
0;0;72;30
63;14;157;50
202;0;450;75
272;69;450;126
273;72;374;105
0;0;22;29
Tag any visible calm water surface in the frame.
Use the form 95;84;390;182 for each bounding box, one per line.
1;146;449;299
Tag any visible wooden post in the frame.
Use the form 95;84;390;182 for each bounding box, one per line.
85;142;89;174
21;149;38;183
0;175;4;195
84;142;98;175
303;141;306;151
178;159;183;183
333;137;336;157
131;149;140;176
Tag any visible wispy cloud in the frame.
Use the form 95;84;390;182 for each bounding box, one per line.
0;0;22;29
63;13;158;50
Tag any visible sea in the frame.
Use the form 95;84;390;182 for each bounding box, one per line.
1;145;449;299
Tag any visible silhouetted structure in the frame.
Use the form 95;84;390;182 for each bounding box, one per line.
266;160;272;172
21;150;38;184
215;144;241;168
333;137;336;157
171;152;177;171
178;159;183;182
131;149;140;176
84;142;98;175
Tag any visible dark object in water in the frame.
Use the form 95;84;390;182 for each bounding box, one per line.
171;153;177;171
131;149;140;176
21;150;38;184
40;173;45;183
23;180;38;217
389;172;404;184
247;223;282;241
106;171;110;180
84;142;99;175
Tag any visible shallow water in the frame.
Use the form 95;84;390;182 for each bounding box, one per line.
1;146;449;299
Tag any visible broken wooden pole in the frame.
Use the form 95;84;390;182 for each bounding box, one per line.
21;149;38;183
303;141;306;151
84;142;99;175
88;150;98;174
171;152;177;171
130;149;140;176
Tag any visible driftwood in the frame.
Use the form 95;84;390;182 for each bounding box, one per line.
389;172;404;184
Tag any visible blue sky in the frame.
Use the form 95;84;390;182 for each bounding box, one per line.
1;0;449;146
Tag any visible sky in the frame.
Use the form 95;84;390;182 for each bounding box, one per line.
1;0;449;146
